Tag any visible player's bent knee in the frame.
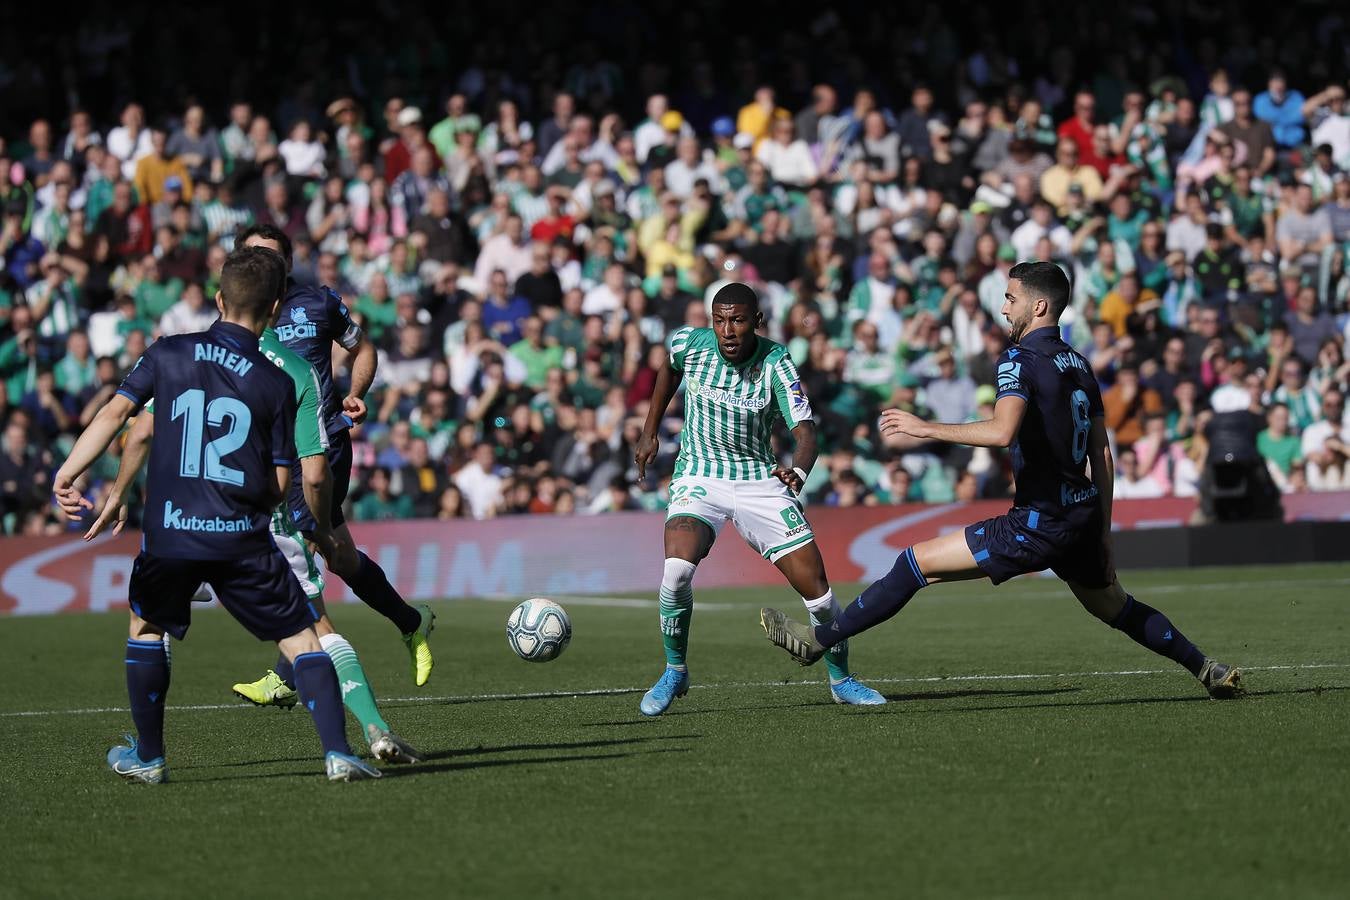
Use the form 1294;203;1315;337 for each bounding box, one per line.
1068;579;1127;622
277;627;323;660
128;611;164;641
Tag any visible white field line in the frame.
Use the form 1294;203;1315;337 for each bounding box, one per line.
3;663;1346;719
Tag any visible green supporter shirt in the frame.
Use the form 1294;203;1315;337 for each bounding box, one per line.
667;327;813;481
135;277;185;321
1257;430;1302;475
509;339;564;390
353;492;414;522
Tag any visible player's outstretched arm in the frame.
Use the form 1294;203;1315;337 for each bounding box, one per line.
635;363;683;479
84;411;154;540
880;395;1027;449
54;393;140;520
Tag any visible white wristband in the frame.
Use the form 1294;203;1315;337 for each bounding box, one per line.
791;467;808;493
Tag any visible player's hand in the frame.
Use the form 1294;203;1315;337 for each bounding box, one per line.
52;473;92;520
879;408;930;440
84;495;129;541
342;394;368;425
634;432;659;480
772;466;805;494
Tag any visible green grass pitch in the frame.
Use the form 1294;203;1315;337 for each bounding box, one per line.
3;563;1348;899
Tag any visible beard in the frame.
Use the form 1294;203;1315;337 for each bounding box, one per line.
1006;310;1034;343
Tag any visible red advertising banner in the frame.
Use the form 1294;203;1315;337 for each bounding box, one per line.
2;493;1348;616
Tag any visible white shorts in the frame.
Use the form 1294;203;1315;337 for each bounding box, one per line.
666;475;815;563
272;516;325;601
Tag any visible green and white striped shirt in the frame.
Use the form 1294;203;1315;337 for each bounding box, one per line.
668;327;813;481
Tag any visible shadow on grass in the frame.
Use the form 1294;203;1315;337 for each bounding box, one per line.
425;733;698;761
879;683;1350;716
581;685;1083;723
181;736;697;781
184;747;693;783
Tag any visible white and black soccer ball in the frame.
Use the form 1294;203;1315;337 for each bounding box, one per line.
506;598;572;662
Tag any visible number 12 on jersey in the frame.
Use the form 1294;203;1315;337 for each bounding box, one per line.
171;389;252;486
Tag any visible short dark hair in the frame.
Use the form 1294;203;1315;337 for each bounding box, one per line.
219;247;284;319
711;281;760;311
236;223;293;267
1009;260;1071;318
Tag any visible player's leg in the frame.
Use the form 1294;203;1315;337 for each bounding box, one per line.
640;488;721;716
327;521;436;686
235;516;318;708
108;553;197;783
1065;578;1245;699
773;541;885;705
213;553;379;780
762;528;985;665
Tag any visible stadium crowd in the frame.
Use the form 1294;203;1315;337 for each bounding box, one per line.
4;5;1350;533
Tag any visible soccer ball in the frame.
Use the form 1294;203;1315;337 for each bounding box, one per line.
506;598;572;662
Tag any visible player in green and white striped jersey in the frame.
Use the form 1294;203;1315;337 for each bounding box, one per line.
84;261;421;763
634;282;885;714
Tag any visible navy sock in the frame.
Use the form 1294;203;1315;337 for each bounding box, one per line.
125;639;170;761
292;651;351;756
346;552;420;634
274;653;295;690
1110;595;1205;676
815;548;929;646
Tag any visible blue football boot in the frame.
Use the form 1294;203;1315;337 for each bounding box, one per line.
106;734;168;784
830;675;887;706
639;666;689;717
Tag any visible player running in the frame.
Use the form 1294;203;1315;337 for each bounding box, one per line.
231;225;435;694
85;252;421;764
54;247;381;782
760;262;1244;700
633;282;885;715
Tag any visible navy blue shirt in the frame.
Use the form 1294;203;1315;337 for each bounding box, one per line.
994;325;1104;521
117;321;298;560
275;280;363;436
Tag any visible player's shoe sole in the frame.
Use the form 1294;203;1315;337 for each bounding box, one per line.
107;736;168;784
367;724;423;764
830;676;887;705
325;751;382;782
231;670;298;709
639;667;689;716
759;607;825;666
403;604;436;687
1199;659;1245;699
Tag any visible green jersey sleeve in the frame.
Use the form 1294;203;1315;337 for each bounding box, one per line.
260;328;329;459
667;326;696;372
770;350;814;425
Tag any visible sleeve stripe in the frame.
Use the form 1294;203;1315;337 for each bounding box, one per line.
116;389;143;405
997;391;1029;401
273;457;293;466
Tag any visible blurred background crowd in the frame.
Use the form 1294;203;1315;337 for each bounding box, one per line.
4;1;1350;533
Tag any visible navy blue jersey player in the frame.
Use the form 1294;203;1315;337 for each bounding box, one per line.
761;261;1244;699
54;248;381;782
236;225;435;689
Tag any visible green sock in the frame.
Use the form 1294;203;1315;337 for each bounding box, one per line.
659;585;693;668
320;633;390;735
806;591;851;684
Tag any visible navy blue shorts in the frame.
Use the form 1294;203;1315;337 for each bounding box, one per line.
127;549;317;642
964;505;1112;589
287;427;353;533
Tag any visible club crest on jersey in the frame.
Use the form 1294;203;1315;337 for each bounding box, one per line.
748;366;762;382
276;305;318;342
